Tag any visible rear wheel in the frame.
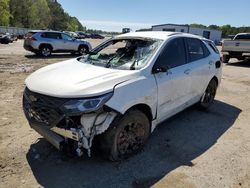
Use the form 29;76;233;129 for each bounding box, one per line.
98;109;150;161
198;79;217;110
40;46;52;57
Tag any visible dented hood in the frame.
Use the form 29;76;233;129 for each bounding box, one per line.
25;58;137;98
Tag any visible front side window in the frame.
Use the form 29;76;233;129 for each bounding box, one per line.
155;38;186;69
79;38;162;70
61;33;73;40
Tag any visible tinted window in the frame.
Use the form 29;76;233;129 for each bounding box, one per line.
61;33;73;40
234;34;250;40
206;41;219;54
201;42;211;57
155;38;186;69
41;32;61;39
186;38;208;62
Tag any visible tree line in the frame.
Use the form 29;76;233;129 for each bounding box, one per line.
0;0;85;31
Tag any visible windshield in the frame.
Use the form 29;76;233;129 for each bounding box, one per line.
78;38;162;70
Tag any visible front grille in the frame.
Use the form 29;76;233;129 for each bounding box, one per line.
23;88;68;127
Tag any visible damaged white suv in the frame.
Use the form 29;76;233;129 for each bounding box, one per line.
23;32;222;161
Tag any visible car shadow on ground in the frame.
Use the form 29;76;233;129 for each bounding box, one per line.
26;100;241;188
25;53;80;59
225;59;250;68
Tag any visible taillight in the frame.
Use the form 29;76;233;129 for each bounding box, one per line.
28;37;36;41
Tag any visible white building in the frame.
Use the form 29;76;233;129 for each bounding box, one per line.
152;24;222;44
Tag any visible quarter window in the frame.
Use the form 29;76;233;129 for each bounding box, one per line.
155;38;186;69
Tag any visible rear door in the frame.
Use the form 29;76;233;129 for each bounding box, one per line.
185;38;213;97
154;37;193;122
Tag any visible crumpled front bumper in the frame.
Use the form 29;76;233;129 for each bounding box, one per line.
30;123;65;150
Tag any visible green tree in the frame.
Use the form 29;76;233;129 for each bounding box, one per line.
0;0;11;26
32;0;51;29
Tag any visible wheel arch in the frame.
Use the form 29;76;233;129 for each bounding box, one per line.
78;44;89;52
211;76;219;87
39;43;53;50
124;103;153;124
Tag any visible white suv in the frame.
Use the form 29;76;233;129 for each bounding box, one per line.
23;32;222;160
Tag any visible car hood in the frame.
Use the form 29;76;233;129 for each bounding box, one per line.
25;58;138;98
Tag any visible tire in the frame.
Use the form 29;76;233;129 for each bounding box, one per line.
222;55;230;63
78;45;88;55
198;79;217;110
98;109;150;161
40;45;52;57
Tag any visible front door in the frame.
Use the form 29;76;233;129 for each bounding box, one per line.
154;38;192;122
60;33;76;51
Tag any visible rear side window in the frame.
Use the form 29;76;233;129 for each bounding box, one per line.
234;34;250;40
186;38;209;62
206;41;219;54
156;38;186;69
41;32;61;39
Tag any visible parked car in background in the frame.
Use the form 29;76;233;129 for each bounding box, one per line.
63;31;79;38
23;31;222;161
76;31;90;39
89;33;105;39
23;30;92;57
222;33;250;63
0;33;12;44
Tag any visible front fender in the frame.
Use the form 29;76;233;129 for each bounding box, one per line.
105;75;157;119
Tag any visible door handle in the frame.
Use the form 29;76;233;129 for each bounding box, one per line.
184;69;191;75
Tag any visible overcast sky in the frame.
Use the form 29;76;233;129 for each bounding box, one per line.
58;0;250;32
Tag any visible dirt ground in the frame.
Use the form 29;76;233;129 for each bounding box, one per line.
0;40;250;188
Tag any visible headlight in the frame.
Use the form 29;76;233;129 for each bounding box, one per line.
61;92;113;114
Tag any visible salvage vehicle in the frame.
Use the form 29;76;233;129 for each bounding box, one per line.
23;30;92;57
23;32;222;161
222;33;250;63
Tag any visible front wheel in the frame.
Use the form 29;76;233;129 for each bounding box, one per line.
78;46;88;55
98;109;150;161
198;79;217;110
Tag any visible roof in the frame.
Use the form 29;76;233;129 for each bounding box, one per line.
152;23;189;28
116;31;179;40
115;31;208;41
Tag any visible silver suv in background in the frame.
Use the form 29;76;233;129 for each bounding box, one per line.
24;30;92;57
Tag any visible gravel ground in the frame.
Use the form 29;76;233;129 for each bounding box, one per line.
0;40;250;188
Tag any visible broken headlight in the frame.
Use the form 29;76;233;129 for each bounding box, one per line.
61;92;113;114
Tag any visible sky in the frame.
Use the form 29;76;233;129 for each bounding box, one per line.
58;0;250;32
